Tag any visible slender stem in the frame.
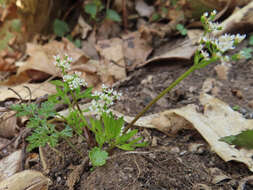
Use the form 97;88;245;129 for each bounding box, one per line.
123;65;198;134
71;91;94;146
63;137;85;159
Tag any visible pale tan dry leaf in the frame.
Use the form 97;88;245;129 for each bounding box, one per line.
214;64;230;80
96;38;125;67
71;16;92;39
145;38;197;65
214;1;253;36
0;82;56;101
0;150;22;181
0;111;19;138
18;40;89;77
0;170;52;190
122;32;152;71
109;94;253;171
135;0;154;17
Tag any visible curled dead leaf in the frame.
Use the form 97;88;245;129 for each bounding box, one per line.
0;170;52;190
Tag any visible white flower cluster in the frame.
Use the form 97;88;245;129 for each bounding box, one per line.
198;10;246;64
53;54;71;72
53;55;87;90
63;72;87;90
90;84;122;115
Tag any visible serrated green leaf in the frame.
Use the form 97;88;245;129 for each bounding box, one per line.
85;3;97;19
116;129;138;145
78;87;93;99
240;48;253;60
117;144;135;151
53;19;70;37
106;9;121;22
51;80;65;87
176;24;187;36
220;130;253;149
89;147;108;167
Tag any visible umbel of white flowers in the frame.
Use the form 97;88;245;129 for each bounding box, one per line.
53;55;122;115
198;10;246;65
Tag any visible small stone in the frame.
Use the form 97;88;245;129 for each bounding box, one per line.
169;146;180;154
57;176;61;182
215;64;229;80
248;100;253;109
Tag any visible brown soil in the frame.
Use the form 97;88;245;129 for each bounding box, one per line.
39;39;253;190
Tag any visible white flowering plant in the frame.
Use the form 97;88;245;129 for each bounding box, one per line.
123;10;246;134
11;54;146;167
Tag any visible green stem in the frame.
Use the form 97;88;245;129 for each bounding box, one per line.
63;137;85;159
71;91;94;146
123;64;198;134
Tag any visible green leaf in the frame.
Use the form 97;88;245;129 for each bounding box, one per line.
116;129;138;145
151;13;160;22
117;144;135;151
53;19;70;37
220;130;253;149
89;147;108;167
74;39;81;48
249;35;253;46
78;87;93;99
84;3;97;19
11;19;21;32
240;48;253;60
106;9;121;22
176;24;187;36
51;80;65;87
102;113;124;141
90;117;105;147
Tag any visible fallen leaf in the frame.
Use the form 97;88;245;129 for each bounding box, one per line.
0;150;22;181
214;1;253;36
0;170;52;190
0;111;19;138
145;38;197;65
214;64;230;80
135;0;154;17
122;32;152;71
0;82;56;101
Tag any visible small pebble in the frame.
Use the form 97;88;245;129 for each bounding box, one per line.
57;176;61;182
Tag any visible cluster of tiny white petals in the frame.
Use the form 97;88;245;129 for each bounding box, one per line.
202;10;221;32
63;72;87;90
235;34;246;43
53;55;87;90
197;10;246;65
200;50;210;59
53;54;71;71
89;84;122;115
215;34;235;52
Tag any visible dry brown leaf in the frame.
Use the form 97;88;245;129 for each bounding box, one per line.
108;94;253;171
0;111;19;138
122;32;152;71
0;170;52;190
145;38;197;65
135;0;154;17
18;39;89;76
214;64;230;80
214;1;253;36
0;82;56;101
0;150;22;181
